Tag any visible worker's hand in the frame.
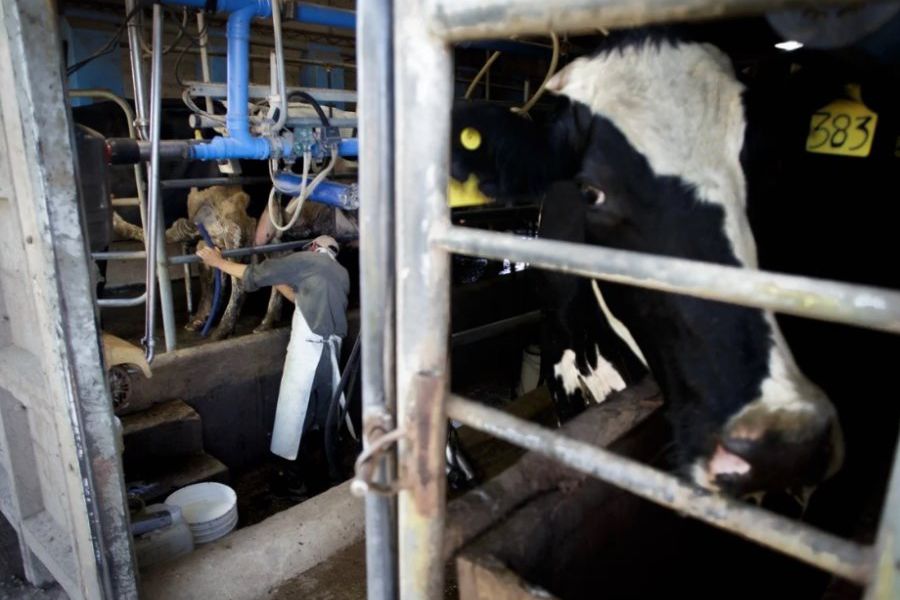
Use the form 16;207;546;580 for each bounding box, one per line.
197;246;225;269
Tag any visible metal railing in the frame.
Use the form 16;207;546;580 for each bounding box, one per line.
358;0;900;598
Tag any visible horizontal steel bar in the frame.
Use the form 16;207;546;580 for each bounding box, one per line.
159;176;272;189
167;236;358;265
185;82;357;104
429;0;867;41
434;226;900;335
97;293;147;308
92;250;147;261
451;310;540;346
447;394;873;584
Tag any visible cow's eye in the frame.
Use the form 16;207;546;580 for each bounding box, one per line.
581;183;606;205
460;127;482;151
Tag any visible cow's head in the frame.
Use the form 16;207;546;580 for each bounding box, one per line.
541;34;843;497
451;100;592;201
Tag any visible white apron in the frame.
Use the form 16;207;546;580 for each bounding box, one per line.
270;303;343;460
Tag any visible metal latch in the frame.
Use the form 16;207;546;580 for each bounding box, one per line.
350;409;406;497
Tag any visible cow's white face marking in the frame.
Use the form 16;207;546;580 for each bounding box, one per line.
549;42;757;268
591;280;647;368
553;347;626;404
550;41;840;463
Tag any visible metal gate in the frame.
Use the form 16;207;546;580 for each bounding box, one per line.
355;0;900;598
0;1;137;598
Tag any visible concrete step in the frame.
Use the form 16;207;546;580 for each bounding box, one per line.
127;452;230;504
121;399;203;474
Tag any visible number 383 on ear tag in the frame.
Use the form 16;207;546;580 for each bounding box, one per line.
806;97;878;158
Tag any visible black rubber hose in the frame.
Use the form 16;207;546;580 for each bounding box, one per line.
324;334;361;481
287;90;331;128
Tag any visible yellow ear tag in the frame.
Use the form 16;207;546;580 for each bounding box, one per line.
448;173;492;207
460;127;482;151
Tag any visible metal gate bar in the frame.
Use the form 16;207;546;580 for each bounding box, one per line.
447;394;873;584
434;225;900;334
428;0;872;40
358;0;399;597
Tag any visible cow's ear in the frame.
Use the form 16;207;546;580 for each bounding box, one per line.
547;62;575;93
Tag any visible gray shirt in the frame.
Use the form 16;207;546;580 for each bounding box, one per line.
243;251;350;338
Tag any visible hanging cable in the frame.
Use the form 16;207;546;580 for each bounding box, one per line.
513;32;560;116
286;90;331;127
138;7;189;56
464;51;501;100
267;150;312;232
66;5;141;75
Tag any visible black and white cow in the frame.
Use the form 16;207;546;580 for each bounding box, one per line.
451;31;844;498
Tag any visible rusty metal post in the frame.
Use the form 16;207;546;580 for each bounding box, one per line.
394;0;453;595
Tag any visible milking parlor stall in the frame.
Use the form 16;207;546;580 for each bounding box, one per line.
2;0;900;598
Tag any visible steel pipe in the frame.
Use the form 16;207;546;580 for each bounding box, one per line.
167;236;358;265
97;294;148;308
92;251;147;261
186;81;357;103
94;238;358;265
428;0;868;41
447;395;874;584
434;226;900;335
124;0;150;139
160;176;272;189
358;0;398;596
450;310;540;347
143;5;179;361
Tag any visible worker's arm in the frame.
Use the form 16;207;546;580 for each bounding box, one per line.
275;284;296;303
197;247;296;302
197;247;247;279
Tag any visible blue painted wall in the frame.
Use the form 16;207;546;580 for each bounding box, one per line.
63;20;125;106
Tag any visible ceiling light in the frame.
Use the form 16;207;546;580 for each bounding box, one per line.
775;40;804;51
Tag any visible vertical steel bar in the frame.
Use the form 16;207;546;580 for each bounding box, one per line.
358;0;398;597
124;0;149;139
865;433;900;598
196;11;215;114
143;4;164;362
394;0;453;596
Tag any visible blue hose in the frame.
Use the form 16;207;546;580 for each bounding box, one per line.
196;222;223;337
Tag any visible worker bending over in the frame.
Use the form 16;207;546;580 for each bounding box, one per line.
197;235;349;466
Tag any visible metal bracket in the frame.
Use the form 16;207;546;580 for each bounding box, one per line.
351;410;406;497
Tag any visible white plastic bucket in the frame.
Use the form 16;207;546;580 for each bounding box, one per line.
517;344;541;396
165;482;238;544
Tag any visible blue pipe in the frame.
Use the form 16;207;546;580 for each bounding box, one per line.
195;222;224;337
162;0;357;161
312;138;358;159
164;1;354;29
273;173;358;209
294;3;355;29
